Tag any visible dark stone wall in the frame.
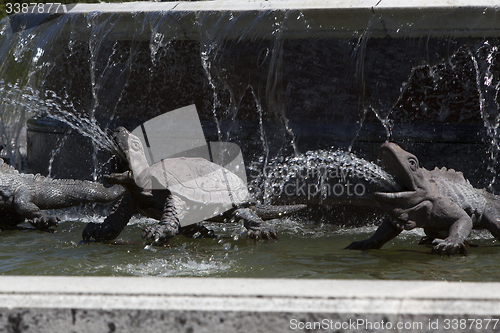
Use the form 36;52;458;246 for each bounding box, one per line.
20;11;500;197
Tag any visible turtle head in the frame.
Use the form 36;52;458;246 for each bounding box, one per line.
112;127;132;156
112;126;152;190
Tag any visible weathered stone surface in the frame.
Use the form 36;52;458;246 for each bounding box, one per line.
0;276;500;332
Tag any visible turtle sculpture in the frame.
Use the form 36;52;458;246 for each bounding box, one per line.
82;127;305;244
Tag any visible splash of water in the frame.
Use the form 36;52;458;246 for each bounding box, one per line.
250;86;270;166
349;15;376;150
196;10;300;170
253;149;399;204
264;10;299;156
114;255;234;277
472;41;500;190
200;48;223;140
0;81;118;154
42;90;118;152
0;82;30;168
46;134;66;178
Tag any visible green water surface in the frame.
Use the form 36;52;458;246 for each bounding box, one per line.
1;210;499;281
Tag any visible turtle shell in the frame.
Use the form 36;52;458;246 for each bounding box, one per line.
150;157;250;207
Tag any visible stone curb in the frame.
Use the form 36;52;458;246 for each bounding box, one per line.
0;276;499;332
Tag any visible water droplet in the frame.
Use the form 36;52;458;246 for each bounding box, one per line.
32;47;44;63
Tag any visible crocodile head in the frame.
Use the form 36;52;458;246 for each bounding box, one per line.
375;142;429;230
378;142;421;191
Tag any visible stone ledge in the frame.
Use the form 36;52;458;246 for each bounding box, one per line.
0;277;499;332
9;1;500;40
67;0;500;12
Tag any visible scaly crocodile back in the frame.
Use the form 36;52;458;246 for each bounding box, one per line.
0;158;96;186
0;158;125;208
427;167;472;187
424;166;487;216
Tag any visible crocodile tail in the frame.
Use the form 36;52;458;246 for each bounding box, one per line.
35;182;127;210
252;204;307;220
69;183;127;203
104;184;128;201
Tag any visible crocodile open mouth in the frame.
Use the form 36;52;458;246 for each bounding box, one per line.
378;143;416;191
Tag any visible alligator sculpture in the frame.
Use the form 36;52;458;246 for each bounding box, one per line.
345;142;500;255
82;127;305;244
0;158;126;231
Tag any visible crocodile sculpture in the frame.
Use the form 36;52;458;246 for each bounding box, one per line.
345;142;500;255
82;127;305;244
0;158;126;231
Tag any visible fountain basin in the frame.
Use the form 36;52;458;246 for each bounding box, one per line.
0;217;498;331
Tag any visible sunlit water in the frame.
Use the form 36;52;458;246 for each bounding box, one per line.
2;210;500;281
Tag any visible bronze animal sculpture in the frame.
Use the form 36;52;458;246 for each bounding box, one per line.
0;159;125;231
346;142;500;255
82;127;305;244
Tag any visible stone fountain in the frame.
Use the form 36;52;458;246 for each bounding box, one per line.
2;1;500;330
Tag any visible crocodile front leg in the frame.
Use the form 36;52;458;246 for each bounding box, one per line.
345;219;403;250
374;190;471;255
418;229;449;245
13;188;59;230
428;203;472;255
